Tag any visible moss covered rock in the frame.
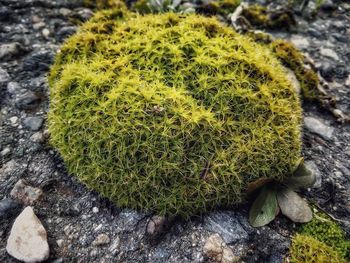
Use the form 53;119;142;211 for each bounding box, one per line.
48;10;302;217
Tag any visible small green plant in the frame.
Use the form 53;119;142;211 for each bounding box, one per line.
49;10;303;218
299;210;350;261
288;234;346;263
249;159;315;227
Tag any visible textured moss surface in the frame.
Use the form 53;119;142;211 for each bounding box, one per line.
289;234;346;263
49;10;302;217
299;211;350;261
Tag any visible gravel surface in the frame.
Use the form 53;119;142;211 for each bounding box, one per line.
0;0;349;262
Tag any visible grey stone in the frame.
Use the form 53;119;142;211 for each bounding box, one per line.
10;179;43;205
116;210;146;232
203;233;237;263
334;64;348;79
0;42;22;60
33;22;45;30
6;207;49;263
331;33;348;43
0;67;10;85
304;116;334;140
0;198;21;220
307;28;323;38
109;237;120;256
321;0;336;11
304;161;322;188
319;61;334;81
346;75;350;87
7;82;24;95
92;233;110;246
23;116;44;131
22;49;55;75
285;68;301;94
1;147;11;157
51;258;64;263
320;47;339;60
146;215;174;238
59;8;72;16
0;6;13;22
9;116;18;126
76;8;94;21
42;28;50;38
15;90;40;110
30;132;45;143
57;26;77;40
204;211;248;244
254;227;290;261
290;35;310;49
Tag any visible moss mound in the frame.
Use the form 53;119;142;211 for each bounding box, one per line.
48;10;302;217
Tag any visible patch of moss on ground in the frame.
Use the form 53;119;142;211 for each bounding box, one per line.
269;39;320;101
83;0;126;10
196;0;241;16
241;4;295;30
131;0;241;16
289;234;346;263
48;10;302;218
131;0;152;13
299;210;350;261
244;32;321;102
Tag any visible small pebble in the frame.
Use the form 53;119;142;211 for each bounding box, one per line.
92;233;110;246
1;147;11;156
10;116;18;125
6;207;50;262
23;116;44;131
320;47;339;60
10;179;43;205
30;132;44;143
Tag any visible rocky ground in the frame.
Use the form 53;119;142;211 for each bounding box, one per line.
0;0;349;262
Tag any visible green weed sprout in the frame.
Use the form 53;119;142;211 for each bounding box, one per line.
48;10;302;218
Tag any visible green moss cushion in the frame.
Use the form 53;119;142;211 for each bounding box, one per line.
48;10;302;218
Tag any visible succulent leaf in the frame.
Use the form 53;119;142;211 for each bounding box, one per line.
285;161;316;190
277;188;312;223
249;186;278;227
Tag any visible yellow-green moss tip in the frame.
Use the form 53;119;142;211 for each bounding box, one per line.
48;10;302;218
299;211;350;261
288;234;346;263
